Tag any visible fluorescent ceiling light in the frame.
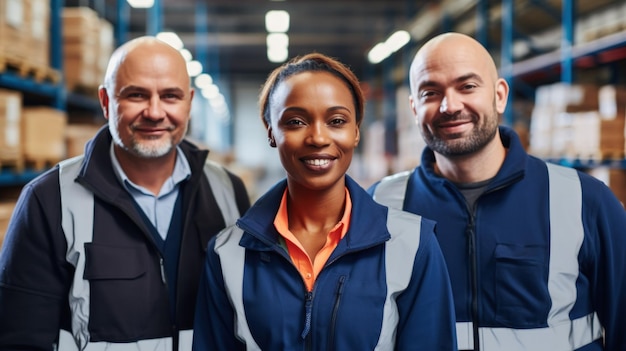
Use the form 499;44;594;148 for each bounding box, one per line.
179;48;193;62
367;30;411;64
127;0;154;9
201;84;220;99
367;42;391;64
195;74;213;89
386;30;411;53
267;33;289;48
156;32;184;50
265;10;290;33
267;46;288;63
186;60;203;77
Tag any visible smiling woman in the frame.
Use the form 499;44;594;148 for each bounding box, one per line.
192;53;458;350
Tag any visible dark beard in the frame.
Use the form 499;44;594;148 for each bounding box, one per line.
422;109;499;157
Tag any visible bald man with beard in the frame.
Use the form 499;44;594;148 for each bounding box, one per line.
0;37;250;350
369;32;626;351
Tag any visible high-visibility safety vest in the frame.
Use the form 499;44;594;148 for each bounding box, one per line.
57;155;240;351
372;163;603;351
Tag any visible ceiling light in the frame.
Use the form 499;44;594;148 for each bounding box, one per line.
195;74;213;89
267;46;288;63
386;30;411;53
267;33;289;48
186;60;203;77
367;30;412;64
156;32;184;50
126;0;154;8
179;48;193;62
265;10;290;33
367;42;391;64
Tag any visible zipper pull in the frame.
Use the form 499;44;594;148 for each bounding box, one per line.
159;257;167;284
301;291;313;339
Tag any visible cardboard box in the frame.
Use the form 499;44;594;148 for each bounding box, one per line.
0;0;25;59
599;85;626;120
62;7;100;45
0;89;22;159
21;107;67;163
65;123;102;157
587;167;626;209
23;0;50;67
0;201;16;250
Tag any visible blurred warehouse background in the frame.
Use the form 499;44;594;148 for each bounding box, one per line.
1;0;626;244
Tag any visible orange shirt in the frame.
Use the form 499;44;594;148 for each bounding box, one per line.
274;188;352;292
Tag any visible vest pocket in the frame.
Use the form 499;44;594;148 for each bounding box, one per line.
494;243;550;327
83;243;150;340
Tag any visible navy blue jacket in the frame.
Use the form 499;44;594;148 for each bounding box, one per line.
369;127;626;350
193;176;457;350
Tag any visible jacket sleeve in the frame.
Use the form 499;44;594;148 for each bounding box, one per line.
193;236;246;351
581;175;626;350
394;218;458;351
0;174;73;350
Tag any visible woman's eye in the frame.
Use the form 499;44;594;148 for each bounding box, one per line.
286;119;305;126
329;117;346;125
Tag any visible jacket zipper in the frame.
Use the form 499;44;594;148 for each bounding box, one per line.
467;213;480;351
466;183;510;351
303;290;314;350
327;275;346;351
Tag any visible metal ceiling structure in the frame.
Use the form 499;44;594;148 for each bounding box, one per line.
83;0;423;81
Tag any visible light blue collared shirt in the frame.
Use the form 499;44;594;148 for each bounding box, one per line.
110;143;191;239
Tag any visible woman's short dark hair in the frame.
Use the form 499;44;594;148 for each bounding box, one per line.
259;53;365;128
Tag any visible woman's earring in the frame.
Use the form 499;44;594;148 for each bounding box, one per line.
268;138;276;147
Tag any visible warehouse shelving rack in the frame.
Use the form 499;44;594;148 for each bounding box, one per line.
375;0;626;171
0;0;137;186
498;0;626;170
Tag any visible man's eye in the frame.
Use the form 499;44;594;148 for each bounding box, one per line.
162;94;181;100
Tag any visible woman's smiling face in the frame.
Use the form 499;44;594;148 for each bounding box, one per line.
267;71;360;192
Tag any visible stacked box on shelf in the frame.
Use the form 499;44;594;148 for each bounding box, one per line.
0;200;16;250
598;85;626;159
529;83;600;158
62;7;100;93
395;86;425;172
0;0;26;61
587;167;626;208
21;107;67;169
23;0;50;68
65;123;102;158
0;88;23;171
570;111;602;159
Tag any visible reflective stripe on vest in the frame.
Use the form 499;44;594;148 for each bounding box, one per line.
57;329;193;351
213;207;423;349
58;156;239;350
372;163;603;350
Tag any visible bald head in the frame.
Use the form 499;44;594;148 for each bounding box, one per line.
102;36;190;92
409;33;499;95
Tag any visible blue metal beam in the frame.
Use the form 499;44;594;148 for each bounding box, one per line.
147;0;162;36
476;0;489;48
561;0;575;83
115;0;129;46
